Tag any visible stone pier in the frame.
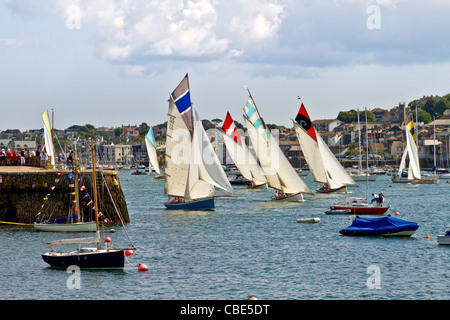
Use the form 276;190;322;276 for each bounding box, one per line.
0;166;129;224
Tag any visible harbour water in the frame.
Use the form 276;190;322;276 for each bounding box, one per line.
0;171;449;300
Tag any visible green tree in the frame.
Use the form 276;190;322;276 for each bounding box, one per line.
413;110;432;124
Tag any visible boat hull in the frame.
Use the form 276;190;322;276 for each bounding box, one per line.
34;221;97;232
316;185;348;194
246;183;267;190
42;248;125;269
330;204;390;215
297;218;320;223
271;192;304;202
350;175;377;181
437;235;450;245
340;229;417;237
164;197;215;210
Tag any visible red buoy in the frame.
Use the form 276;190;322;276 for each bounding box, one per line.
394;212;400;215
138;264;148;271
125;249;134;256
104;236;111;243
247;296;258;300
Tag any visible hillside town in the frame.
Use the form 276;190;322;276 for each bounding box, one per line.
1;95;450;170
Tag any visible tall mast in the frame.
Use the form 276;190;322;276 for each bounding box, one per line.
365;108;369;201
74;147;80;223
90;137;101;249
357;109;362;174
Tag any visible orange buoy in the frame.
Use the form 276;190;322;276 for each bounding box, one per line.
425;235;430;239
125;249;134;256
138;264;148;271
104;236;111;243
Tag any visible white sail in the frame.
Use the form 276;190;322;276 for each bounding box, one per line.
293;108;355;190
145;127;161;174
244;116;282;190
267;129;310;194
406;126;421;180
293;121;328;183
164;98;191;197
294;121;355;189
165;74;232;201
222;132;266;186
42;110;55;168
242;94;310;195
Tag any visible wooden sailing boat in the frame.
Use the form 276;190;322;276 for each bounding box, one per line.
243;90;311;201
221;111;267;189
34;141;97;232
392;116;437;184
164;74;233;210
330;109;390;215
42;138;135;269
145;126;161;175
292;101;356;194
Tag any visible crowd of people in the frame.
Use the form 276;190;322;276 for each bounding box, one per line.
0;148;50;167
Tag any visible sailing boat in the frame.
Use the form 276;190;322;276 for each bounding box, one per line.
42;110;56;168
292;101;356;193
221;111;267;189
42;138;135;269
34;143;97;232
330;109;390;215
392;117;437;184
243;90;311;201
145;126;161;175
164;74;233;210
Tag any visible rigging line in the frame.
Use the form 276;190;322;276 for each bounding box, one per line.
99;169;135;248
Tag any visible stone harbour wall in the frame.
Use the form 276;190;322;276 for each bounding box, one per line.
0;169;129;224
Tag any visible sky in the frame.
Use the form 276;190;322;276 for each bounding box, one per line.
1;0;450;132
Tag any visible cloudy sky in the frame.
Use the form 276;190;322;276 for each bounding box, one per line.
1;0;449;131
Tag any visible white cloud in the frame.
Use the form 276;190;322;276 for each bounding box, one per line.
51;0;286;64
47;0;450;78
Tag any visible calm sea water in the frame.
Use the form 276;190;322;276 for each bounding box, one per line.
1;171;449;300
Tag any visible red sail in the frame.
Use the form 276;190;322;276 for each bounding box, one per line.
295;103;317;142
222;112;242;144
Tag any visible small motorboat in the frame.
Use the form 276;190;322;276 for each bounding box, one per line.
296;218;320;223
339;216;419;237
437;230;450;245
325;209;352;215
